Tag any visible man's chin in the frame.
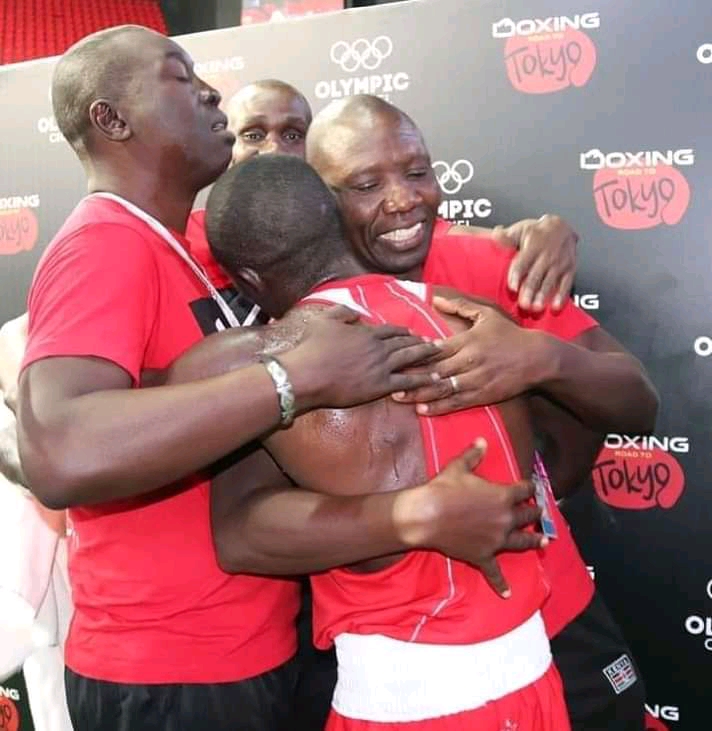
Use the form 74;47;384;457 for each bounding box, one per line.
375;245;429;276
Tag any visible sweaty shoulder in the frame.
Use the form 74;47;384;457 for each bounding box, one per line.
423;218;598;340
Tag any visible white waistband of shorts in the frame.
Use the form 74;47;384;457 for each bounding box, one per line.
332;610;551;722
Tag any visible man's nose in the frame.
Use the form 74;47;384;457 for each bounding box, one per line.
200;85;221;107
260;135;281;154
383;182;421;214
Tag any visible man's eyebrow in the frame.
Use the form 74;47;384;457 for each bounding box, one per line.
237;115;309;132
164;50;193;69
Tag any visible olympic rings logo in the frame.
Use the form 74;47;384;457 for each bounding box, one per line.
432;159;475;195
695;337;712;357
697;43;712;64
330;36;393;72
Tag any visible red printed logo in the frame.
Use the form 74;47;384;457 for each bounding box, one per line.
0;697;19;731
0;195;40;255
492;13;599;94
592;435;688;510
580;148;693;230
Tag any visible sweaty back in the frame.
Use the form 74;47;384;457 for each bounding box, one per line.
262;273;548;650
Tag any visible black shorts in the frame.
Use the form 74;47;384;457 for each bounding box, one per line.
551;590;646;731
293;577;337;730
65;657;298;731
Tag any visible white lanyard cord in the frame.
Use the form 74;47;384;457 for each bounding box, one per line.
90;192;243;328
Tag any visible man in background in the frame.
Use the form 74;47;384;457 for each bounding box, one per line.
0;313;72;731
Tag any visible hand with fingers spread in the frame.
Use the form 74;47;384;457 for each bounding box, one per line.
396;439;546;598
283;304;442;411
495;214;578;313
393;296;548;416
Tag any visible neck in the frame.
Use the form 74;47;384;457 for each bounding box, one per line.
273;254;366;317
86;163;197;234
397;263;425;282
307;255;368;292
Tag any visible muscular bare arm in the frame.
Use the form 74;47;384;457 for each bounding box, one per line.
18;309;438;510
209;440;415;575
528;395;604;499
179;307;544;595
532;326;658;434
209;428;541;593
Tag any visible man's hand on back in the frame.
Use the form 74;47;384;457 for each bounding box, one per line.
392;296;547;415
280;305;441;412
496;214;578;312
394;439;546;597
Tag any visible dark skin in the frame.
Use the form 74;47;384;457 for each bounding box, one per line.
16;29;443;510
307;98;659;437
200;84;604;498
260;300;537;577
215;84;607;497
217;85;635;492
150;101;658;595
226;81;312;165
156;280;544;596
224;81;579;311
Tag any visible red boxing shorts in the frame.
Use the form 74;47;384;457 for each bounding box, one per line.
324;612;571;731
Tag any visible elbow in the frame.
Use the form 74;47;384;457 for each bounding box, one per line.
213;525;255;574
20;440;98;510
623;378;660;436
23;460;80;511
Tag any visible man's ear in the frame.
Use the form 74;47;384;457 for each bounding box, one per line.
89;99;131;142
233;266;267;303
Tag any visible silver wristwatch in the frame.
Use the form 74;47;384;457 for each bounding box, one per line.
260;355;296;428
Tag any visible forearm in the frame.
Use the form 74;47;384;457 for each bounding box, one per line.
535;334;659;433
148;322;301;386
530;395;604;499
19;364;290;509
215;484;421;574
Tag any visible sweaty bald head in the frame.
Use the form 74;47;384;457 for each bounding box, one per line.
51;25;158;156
226;79;312;165
306;94;421;175
305;94;441;277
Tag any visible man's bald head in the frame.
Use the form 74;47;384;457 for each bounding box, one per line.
50;25;234;193
305;94;441;277
226;79;312;165
306;94;420;172
227;80;312;126
51;25;159;156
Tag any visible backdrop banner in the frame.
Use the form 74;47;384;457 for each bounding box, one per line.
1;2;710;729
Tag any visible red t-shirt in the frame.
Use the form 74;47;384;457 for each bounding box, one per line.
303;276;548;649
186;209;232;289
423;218;596;637
22;196;299;684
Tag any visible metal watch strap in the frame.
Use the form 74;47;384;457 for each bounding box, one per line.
260;355;296;428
